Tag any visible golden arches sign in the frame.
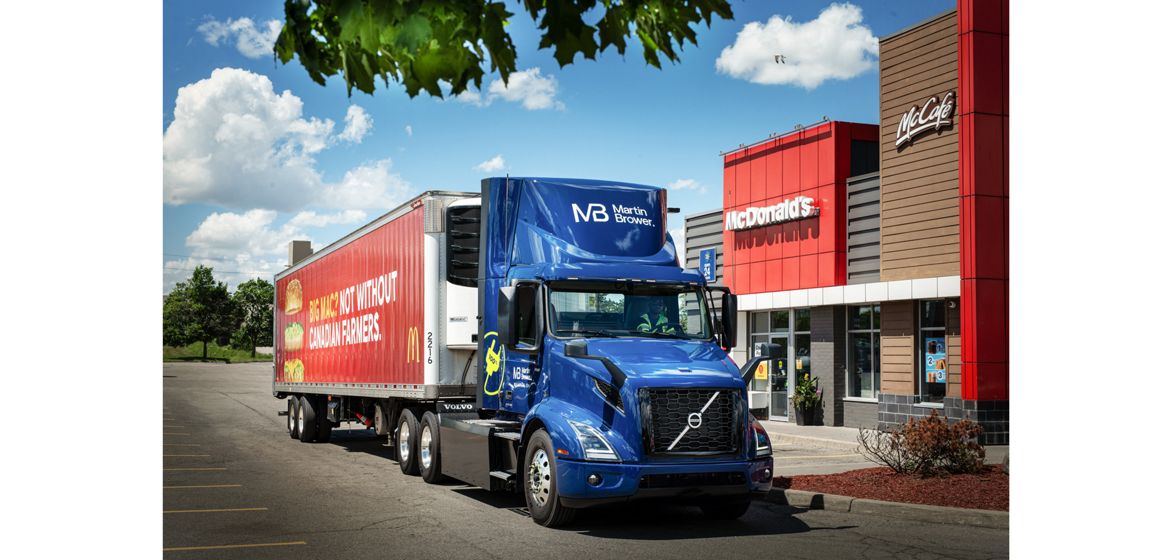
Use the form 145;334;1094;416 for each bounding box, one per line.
406;326;421;363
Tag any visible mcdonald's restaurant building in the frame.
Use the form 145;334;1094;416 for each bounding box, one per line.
685;3;1009;443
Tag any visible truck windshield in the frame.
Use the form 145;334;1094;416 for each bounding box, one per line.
547;282;713;340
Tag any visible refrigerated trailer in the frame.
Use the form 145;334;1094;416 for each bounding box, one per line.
274;178;776;527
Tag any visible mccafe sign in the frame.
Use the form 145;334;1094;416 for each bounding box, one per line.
724;196;819;232
895;91;955;148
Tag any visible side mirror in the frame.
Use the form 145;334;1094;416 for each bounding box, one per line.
498;283;541;352
721;292;738;349
498;286;518;347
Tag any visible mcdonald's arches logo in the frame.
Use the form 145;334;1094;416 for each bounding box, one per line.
406;326;421;363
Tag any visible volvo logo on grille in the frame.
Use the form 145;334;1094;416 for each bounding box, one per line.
667;391;721;451
687;412;702;429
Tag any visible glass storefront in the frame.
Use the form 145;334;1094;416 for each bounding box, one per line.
748;308;810;420
847;304;880;399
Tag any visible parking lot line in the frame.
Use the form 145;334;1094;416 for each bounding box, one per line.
164;467;226;472
164;484;242;489
163;454;211;458
163;507;267;514
779;453;864;459
163;541;306;552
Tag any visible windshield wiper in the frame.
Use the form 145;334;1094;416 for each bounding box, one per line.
556;329;618;338
637;331;688;339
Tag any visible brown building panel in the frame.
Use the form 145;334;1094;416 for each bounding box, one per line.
879;301;914;395
879;10;960;281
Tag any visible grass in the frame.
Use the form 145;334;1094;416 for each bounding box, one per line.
163;341;273;363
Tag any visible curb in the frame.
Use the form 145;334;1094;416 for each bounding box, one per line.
769;433;859;452
766;488;1008;530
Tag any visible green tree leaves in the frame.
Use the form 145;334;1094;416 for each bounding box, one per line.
163;266;245;359
275;0;733;98
231;278;275;357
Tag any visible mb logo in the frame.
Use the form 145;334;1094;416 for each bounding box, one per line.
571;203;608;223
406;326;421;363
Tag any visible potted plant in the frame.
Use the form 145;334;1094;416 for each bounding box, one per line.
792;373;822;426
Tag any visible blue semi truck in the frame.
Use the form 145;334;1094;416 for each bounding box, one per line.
275;177;775;527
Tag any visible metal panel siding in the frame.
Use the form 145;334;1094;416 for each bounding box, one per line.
847;173;882;284
275;207;425;387
721;122;878;295
684;209;725;284
879;11;961;282
879;301;915;395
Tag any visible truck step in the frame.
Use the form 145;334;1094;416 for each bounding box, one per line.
493;431;521;442
490;470;515;482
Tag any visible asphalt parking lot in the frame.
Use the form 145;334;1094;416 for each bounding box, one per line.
163;361;1006;559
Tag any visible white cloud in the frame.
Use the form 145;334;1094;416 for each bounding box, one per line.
287;209;367;228
454;68;564;110
474;155;506;173
338;105;372;143
163;68;410;212
715;3;878;90
197;17;282;59
669;228;687;263
667;179;707;194
404;125;413;137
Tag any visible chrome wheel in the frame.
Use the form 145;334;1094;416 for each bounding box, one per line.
419;424;432;470
287;399;294;433
296;400;305;435
398;422;411;464
528;448;552;507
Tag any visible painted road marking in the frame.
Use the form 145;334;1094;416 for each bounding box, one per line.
163;507;267;514
163;484;241;489
779;453;864;459
162;454;211;458
163;541;306;552
163;468;226;472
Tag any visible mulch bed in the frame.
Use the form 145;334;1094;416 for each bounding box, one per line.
775;465;1008;511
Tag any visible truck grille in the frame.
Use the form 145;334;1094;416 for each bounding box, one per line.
640;388;740;455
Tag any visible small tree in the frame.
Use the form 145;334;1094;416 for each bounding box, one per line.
163;265;235;359
231;278;275;357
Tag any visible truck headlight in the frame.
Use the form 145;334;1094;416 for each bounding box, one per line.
568;420;620;462
750;416;771;457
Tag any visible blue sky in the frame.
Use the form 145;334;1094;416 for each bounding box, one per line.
163;0;954;291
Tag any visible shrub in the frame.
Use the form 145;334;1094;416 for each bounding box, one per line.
857;411;985;476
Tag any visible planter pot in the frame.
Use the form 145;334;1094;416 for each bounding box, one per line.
794;407;821;426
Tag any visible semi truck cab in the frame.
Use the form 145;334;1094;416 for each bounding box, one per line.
436;178;774;526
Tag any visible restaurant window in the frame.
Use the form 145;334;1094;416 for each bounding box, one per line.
847;304;880;399
793;308;811;385
919;299;948;403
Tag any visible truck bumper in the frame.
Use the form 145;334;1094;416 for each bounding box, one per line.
556;456;774;509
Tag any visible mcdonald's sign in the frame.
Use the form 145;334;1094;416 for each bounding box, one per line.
406;326;421;363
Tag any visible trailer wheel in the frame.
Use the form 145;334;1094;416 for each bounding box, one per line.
419;411;443;483
374;402;389;437
698;496;752;520
524;429;576;527
396;409;421;475
298;395;318;443
315;396;333;443
287;397;299;439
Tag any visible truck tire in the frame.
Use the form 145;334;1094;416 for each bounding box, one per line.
699;496;752;520
315;396;333;443
396;408;421;475
419;411;443;483
374;402;389;437
524;429;576;527
298;395;318;443
287;397;299;439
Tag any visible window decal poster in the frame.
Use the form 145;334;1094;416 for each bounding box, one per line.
925;337;947;383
